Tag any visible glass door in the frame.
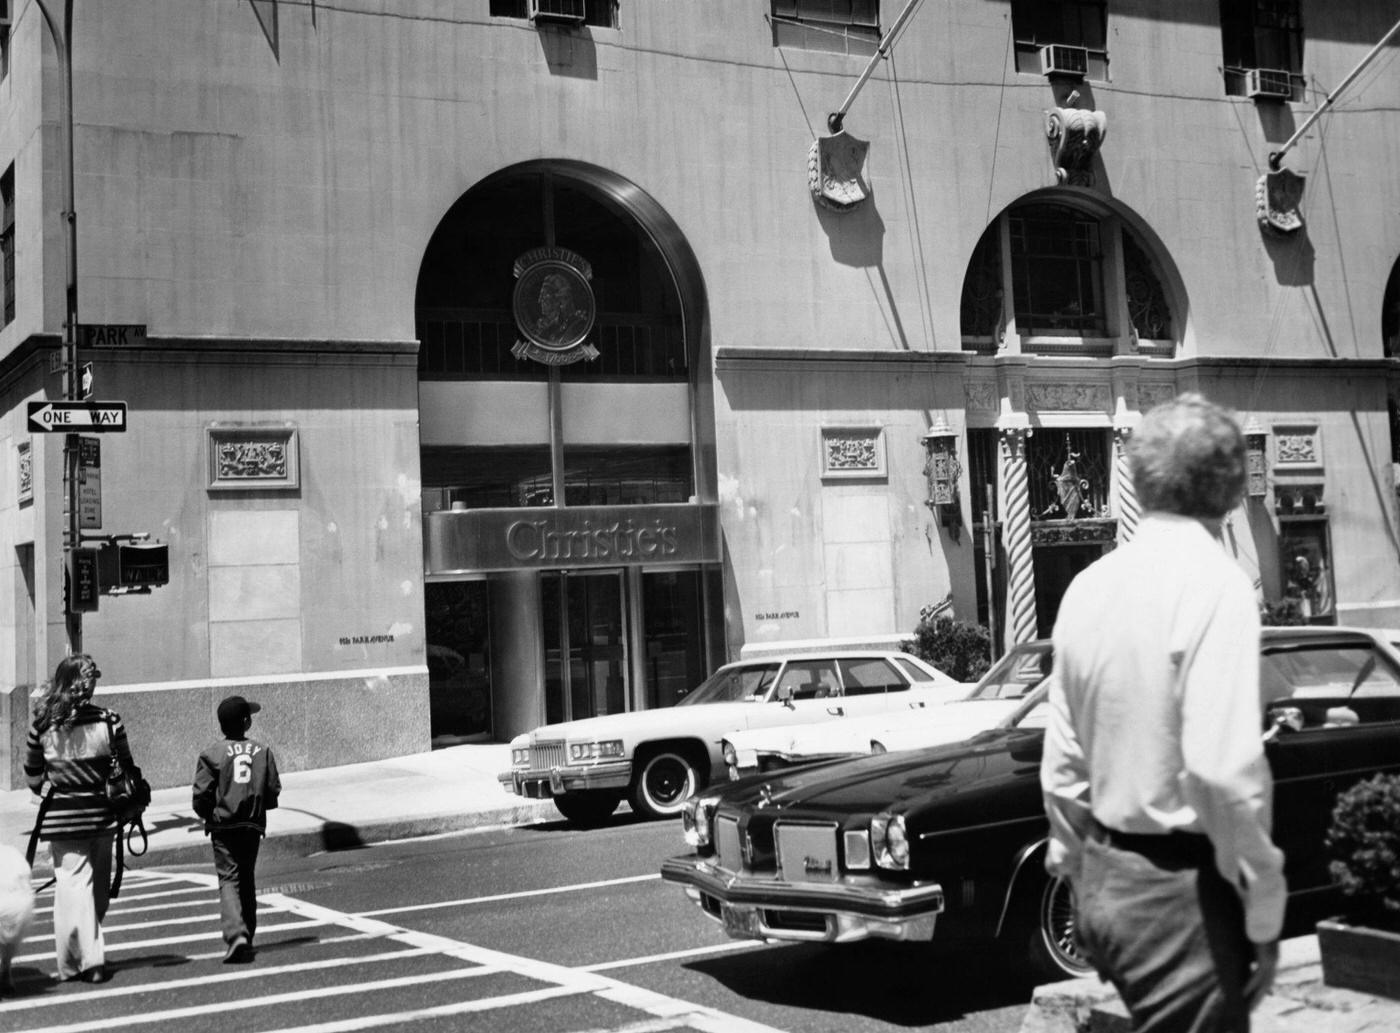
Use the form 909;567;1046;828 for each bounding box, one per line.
542;571;629;723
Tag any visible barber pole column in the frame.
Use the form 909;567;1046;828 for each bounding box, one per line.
1114;425;1140;543
998;425;1037;651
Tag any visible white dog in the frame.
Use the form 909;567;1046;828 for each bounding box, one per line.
0;844;35;995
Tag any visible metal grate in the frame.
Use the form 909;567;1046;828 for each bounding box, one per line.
1028;430;1110;520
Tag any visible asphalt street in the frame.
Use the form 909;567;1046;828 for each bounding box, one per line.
2;814;1030;1033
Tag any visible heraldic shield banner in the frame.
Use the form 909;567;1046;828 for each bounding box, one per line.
808;130;870;212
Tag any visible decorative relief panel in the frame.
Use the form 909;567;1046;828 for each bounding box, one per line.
1138;383;1177;411
1026;382;1110;413
1273;424;1322;471
208;426;300;491
966;382;998;413
820;426;886;481
17;441;31;504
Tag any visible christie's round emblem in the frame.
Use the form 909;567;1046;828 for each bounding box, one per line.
511;247;599;364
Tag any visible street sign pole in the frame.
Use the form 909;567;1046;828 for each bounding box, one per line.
37;0;81;652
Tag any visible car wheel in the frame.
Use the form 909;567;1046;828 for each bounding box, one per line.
630;749;700;819
551;790;621;827
1025;874;1094;982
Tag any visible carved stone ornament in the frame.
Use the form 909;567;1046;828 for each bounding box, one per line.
1027;382;1110;413
821;426;886;480
1255;168;1305;235
808;130;870;212
208;426;300;491
511;246;600;366
1045;105;1107;187
966;382;998;413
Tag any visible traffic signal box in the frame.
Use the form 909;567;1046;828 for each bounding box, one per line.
95;540;170;593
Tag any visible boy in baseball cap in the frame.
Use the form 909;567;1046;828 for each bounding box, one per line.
192;695;281;963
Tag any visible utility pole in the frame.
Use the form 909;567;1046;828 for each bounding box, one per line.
36;0;82;652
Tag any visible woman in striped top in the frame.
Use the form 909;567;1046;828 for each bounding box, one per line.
23;654;135;984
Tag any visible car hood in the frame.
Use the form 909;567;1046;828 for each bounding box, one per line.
521;702;759;744
715;725;1046;819
728;698;1020;756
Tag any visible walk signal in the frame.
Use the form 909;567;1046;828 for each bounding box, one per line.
97;540;169;593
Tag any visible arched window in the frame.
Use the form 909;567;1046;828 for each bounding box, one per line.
960;198;1176;358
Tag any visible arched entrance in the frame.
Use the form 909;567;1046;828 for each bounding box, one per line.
416;162;722;743
960;191;1186;650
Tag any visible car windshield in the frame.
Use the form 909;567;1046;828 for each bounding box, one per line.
679;663;780;705
1000;683;1050;729
967;643;1053;701
1261;641;1400;701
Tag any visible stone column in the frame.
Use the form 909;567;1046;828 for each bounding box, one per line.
1114;425;1140;544
998;425;1038;651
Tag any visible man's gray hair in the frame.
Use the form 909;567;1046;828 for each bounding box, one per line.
1128;393;1247;519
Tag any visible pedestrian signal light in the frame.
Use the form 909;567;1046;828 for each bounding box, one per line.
97;539;169;593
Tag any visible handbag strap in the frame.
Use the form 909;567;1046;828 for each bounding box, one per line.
26;784;55;867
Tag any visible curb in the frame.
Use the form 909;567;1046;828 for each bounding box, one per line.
27;799;562;875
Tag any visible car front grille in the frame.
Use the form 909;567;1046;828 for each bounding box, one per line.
530;740;565;770
774;821;840;883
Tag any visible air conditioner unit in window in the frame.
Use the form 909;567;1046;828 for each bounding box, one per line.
1039;44;1088;79
1245;68;1293;100
530;0;586;25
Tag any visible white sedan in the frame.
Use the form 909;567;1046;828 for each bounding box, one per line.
722;640;1052;779
498;650;961;824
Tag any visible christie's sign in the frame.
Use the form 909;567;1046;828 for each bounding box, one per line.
425;503;720;574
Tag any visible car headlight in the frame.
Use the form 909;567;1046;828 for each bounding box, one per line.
567;739;625;762
682;793;721;849
870;811;910;870
511;747;530;767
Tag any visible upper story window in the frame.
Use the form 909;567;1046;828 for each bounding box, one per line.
489;0;618;29
0;2;10;81
961;199;1176;358
1220;0;1304;99
1011;0;1108;80
770;1;880;57
1;166;13;329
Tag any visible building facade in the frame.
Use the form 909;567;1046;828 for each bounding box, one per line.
3;0;1400;787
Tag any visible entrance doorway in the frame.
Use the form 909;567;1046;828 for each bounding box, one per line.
542;571;628;724
1033;545;1104;638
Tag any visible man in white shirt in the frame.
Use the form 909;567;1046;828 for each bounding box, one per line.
1040;393;1285;1033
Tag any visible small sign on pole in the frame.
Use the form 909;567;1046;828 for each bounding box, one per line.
78;436;101;530
67;548;100;614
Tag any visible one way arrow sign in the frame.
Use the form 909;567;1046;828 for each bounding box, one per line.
28;401;128;433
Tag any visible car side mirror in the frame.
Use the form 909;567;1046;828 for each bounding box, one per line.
1263;705;1304;742
777;685;794;708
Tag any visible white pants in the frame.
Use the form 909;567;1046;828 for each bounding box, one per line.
49;834;113;979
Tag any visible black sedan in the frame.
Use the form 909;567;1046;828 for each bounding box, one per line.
661;627;1400;983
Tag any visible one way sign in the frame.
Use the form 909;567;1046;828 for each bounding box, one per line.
28;401;128;433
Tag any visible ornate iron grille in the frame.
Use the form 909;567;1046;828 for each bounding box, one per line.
1123;234;1173;341
1028;430;1110;520
967;429;999;524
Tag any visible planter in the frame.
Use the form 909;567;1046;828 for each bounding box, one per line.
1317;917;1400;999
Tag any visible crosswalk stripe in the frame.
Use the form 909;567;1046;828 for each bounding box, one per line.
354;873;662;916
32;885;210;916
0;947;456;1013
7;966;510;1033
12;918;330;964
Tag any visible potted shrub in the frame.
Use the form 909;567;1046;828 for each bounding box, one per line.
1318;772;1400;998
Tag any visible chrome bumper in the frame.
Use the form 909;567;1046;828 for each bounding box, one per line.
498;760;633;798
660;854;944;944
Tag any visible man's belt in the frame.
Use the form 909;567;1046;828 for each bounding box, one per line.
1089;818;1214;868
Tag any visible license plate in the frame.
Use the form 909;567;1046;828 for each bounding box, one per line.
549;770;565;794
721;903;762;939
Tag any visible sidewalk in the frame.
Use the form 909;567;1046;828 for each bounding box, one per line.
1;743;560;870
1020;935;1400;1033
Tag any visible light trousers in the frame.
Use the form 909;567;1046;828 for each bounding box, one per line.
49;833;114;980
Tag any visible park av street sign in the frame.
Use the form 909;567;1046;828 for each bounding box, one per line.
27;400;127;433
